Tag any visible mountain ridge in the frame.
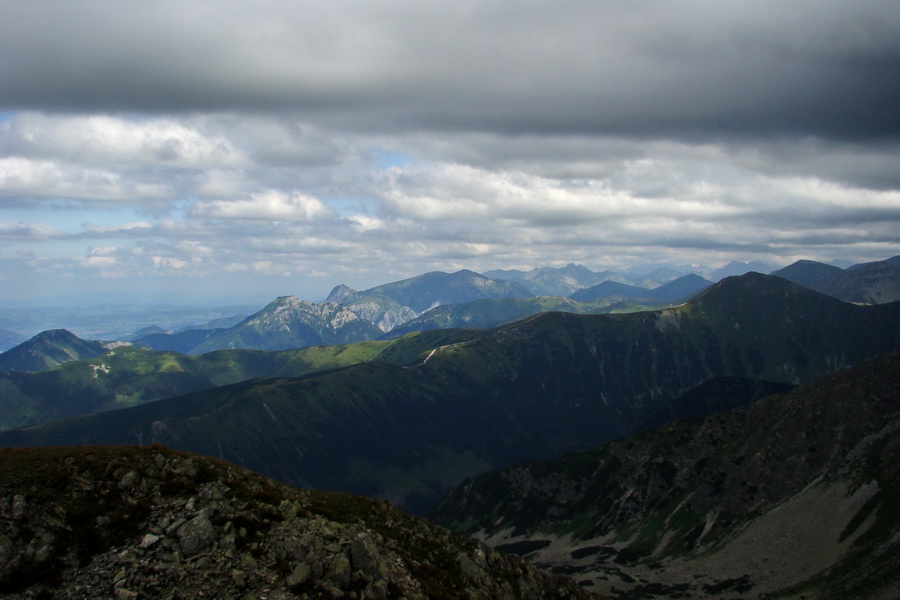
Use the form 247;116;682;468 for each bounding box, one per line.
328;269;532;313
3;274;899;514
0;329;108;373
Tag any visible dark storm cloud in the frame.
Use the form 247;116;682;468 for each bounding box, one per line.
2;0;899;303
2;0;899;141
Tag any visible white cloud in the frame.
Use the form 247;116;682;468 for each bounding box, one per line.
195;169;255;200
0;156;171;202
82;222;154;235
376;162;745;226
79;246;119;269
348;215;384;232
191;189;334;221
2;113;246;168
0;220;65;239
175;240;215;256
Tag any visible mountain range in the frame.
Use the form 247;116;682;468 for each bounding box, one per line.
129;255;900;355
327;269;532;313
432;350;900;599
2;273;899;516
2;256;897;361
2;259;900;598
569;273;713;303
482;260;779;296
482;263;636;296
772;255;900;304
126;270;532;354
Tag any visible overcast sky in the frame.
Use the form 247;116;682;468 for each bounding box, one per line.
1;0;899;305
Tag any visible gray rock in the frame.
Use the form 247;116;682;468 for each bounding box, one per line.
285;563;311;588
0;534;14;567
0;446;597;600
117;469;142;491
177;515;216;557
326;552;352;588
351;532;388;582
11;494;25;520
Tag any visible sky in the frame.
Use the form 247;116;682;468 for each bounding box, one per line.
1;0;899;305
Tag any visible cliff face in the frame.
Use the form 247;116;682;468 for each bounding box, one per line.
0;446;596;600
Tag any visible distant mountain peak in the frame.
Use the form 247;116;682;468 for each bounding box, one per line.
0;329;107;373
770;259;844;289
711;260;778;281
326;284;357;303
32;328;81;341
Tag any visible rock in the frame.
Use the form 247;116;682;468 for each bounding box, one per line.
177;514;216;557
350;532;388;582
117;469;142;491
231;568;247;588
0;534;13;567
285;563;311;589
362;580;389;600
458;552;488;586
11;494;25;520
0;446;597;600
165;517;186;537
326;552;352;588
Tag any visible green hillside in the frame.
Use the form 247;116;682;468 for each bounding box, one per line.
0;329;107;373
0;340;395;430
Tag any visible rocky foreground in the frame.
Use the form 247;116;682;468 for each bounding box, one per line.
0;445;597;600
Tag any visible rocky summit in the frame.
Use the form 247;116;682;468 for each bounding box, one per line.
0;445;596;600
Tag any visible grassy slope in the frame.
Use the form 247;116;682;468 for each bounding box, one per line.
0;339;399;430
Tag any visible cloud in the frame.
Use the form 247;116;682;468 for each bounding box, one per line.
1;113;245;168
0;1;898;303
0;220;66;240
81;222;154;236
191;189;334;221
0;156;170;203
375;161;760;227
79;246;119;269
2;1;898;141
